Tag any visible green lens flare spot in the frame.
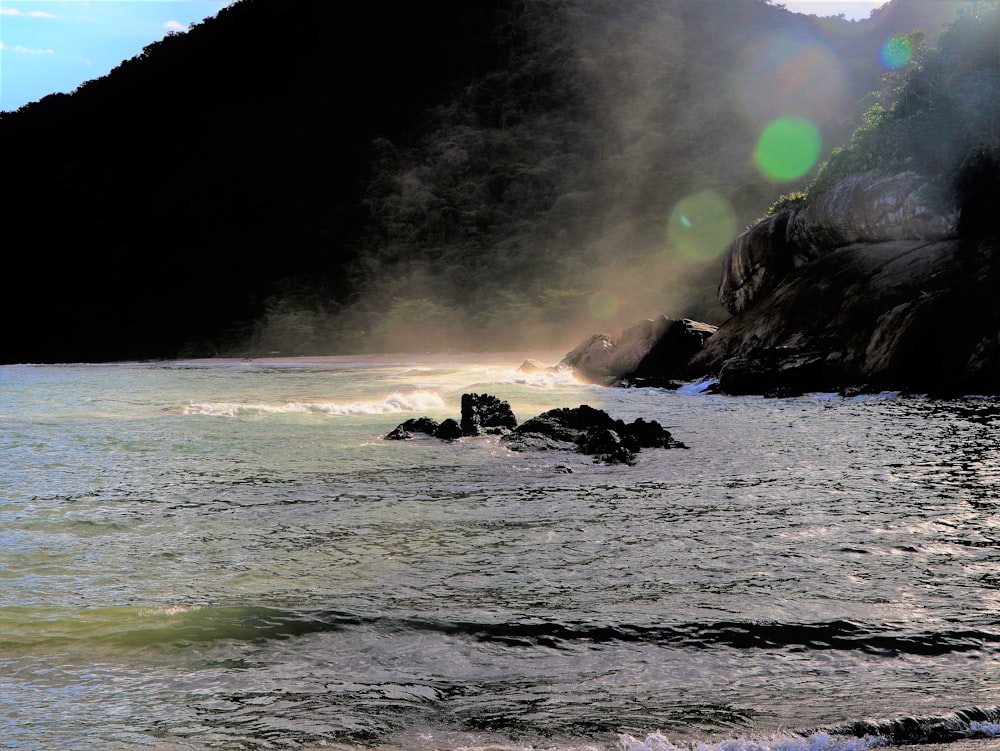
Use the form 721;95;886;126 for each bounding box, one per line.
753;117;822;181
667;190;738;261
880;35;913;69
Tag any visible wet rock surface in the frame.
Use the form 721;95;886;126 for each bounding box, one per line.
559;317;717;386
502;405;686;464
694;238;1000;396
384;394;687;464
460;392;518;436
719;171;959;316
383;417;441;440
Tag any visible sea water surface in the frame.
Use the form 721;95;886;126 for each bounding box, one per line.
1;354;998;751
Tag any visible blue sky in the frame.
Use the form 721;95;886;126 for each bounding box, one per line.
1;0;887;113
1;0;234;111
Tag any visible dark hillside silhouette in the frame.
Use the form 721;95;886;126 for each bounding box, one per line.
0;0;974;362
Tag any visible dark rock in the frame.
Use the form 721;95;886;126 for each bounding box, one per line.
698;167;999;396
693;237;1000;395
719;171;959;316
578;428;637;465
433;418;464;440
502;404;685;458
624;417;686;449
460;392;518;436
578;426;630;454
559;317;717;386
719;211;801;316
788;170;958;255
558;333;616;385
598;444;638;465
627;319;718;386
505;404;619;447
384;426;413;440
717;347;835;397
384;416;440;440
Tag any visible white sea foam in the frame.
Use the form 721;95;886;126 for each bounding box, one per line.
968;720;1000;736
618;731;887;751
183;390;446;417
675;378;719;396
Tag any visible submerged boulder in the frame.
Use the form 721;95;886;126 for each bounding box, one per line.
384;416;441;440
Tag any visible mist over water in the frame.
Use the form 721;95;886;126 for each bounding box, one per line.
2;356;998;750
246;0;922;358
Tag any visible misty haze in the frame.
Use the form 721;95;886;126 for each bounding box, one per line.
1;0;997;749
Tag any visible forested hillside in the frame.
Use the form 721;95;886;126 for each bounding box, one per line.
0;0;974;362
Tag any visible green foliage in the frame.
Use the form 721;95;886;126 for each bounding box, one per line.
795;2;1000;209
768;191;809;214
3;0;988;361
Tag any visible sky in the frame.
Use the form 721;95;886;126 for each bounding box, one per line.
0;0;888;113
0;0;235;111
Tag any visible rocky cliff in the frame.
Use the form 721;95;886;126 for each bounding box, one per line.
690;170;999;396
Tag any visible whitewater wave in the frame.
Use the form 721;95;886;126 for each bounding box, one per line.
183;390;446;417
675;378;719;396
619;730;886;751
620;705;1000;750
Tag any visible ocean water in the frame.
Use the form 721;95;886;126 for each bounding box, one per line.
1;354;997;751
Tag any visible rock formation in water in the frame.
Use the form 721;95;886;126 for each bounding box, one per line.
460;392;518;436
384;393;685;464
688;169;1000;396
501;405;685;465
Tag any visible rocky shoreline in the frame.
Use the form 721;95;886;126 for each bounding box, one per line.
560;170;999;397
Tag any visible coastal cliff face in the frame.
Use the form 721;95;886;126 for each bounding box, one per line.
691;171;999;396
559;317;717;386
718;171;959;315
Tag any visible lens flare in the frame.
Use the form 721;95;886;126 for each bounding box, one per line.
734;33;850;132
667;190;738;260
880;35;913;69
588;290;619;320
753;117;822;181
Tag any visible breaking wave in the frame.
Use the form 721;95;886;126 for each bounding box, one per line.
621;705;1000;750
619;730;887;751
183;390;446;417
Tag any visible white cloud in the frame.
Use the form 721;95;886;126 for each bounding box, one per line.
0;8;58;19
164;20;187;31
0;41;56;54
